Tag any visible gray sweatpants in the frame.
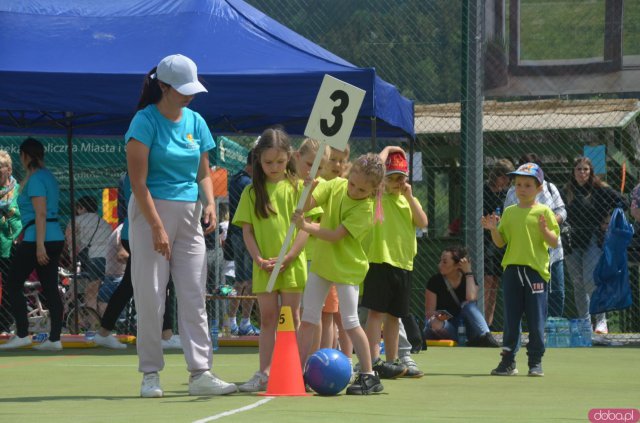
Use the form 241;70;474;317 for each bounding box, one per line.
129;197;212;374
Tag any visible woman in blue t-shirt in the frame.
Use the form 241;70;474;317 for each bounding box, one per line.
125;54;236;398
0;138;65;351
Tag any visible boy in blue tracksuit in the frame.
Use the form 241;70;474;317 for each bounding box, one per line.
481;163;559;377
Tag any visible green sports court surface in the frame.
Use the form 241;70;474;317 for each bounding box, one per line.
1;346;638;422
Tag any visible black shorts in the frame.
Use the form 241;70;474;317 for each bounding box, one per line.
485;243;505;277
361;262;411;318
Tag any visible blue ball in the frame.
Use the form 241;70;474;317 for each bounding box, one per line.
304;348;352;396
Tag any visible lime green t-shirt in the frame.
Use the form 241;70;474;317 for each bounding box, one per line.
303;177;325;262
366;193;420;271
232;179;307;293
310;178;374;285
303;206;323;261
498;203;560;281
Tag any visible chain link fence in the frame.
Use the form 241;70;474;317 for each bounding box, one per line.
244;0;640;344
2;0;639;344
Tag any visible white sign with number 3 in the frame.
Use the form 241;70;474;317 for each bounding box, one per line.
304;75;366;151
265;75;366;292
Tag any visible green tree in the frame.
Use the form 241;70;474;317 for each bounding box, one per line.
248;0;462;103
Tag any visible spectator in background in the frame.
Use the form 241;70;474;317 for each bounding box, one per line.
216;203;235;285
504;153;566;318
205;202;235;306
630;183;640;223
628;183;640;262
66;196;113;311
0;151;21;334
482;158;514;329
563;157;626;335
0;138;65;351
224;150;260;336
97;223;128;316
423;246;499;347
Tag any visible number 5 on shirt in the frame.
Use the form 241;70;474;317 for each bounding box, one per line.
266;75;366;293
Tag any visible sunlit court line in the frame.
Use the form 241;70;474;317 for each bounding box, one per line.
53;364;139;367
0;355;79;369
193;397;274;423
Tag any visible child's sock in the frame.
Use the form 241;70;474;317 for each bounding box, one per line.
240;317;251;328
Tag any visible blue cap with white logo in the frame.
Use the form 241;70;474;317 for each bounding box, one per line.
508;162;544;185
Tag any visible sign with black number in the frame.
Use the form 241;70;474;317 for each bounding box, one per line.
304;75;366;152
266;75;366;293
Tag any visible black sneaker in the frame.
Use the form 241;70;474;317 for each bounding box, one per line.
528;363;544;377
345;373;384;395
471;332;501;348
491;361;518;376
372;357;407;379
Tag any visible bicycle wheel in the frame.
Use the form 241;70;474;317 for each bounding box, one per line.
66;306;101;334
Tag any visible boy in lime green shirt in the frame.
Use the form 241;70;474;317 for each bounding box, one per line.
482;163;559;377
362;150;428;379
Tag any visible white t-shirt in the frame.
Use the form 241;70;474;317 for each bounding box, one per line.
104;224;127;278
219;221;235;278
73;213;113;259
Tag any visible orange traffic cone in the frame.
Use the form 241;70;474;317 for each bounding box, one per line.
258;305;308;396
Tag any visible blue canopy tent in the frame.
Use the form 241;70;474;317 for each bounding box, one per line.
0;0;414;139
0;0;415;331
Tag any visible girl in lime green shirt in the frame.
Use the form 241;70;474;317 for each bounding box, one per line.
293;153;388;395
232;128;309;392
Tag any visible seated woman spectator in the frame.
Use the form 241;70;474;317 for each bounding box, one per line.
65;196;113;311
423;246;499;347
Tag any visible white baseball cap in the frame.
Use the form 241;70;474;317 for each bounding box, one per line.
153;54;207;96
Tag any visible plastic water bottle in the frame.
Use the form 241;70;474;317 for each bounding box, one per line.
495;207;501;216
545;318;557;348
570;319;581;347
556;318;571;347
211;318;219;351
579;318;592;347
379;340;385;355
457;325;467;347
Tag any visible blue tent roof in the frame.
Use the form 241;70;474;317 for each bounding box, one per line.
0;0;414;138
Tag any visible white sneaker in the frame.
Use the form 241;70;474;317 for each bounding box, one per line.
140;373;163;398
0;335;32;350
188;371;238;396
94;333;126;349
161;335;183;350
32;340;62;351
594;319;608;334
398;355;425;378
238;371;268;392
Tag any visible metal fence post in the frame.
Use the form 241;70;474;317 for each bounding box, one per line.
461;0;485;315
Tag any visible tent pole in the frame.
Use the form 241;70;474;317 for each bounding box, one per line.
65;112;79;333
